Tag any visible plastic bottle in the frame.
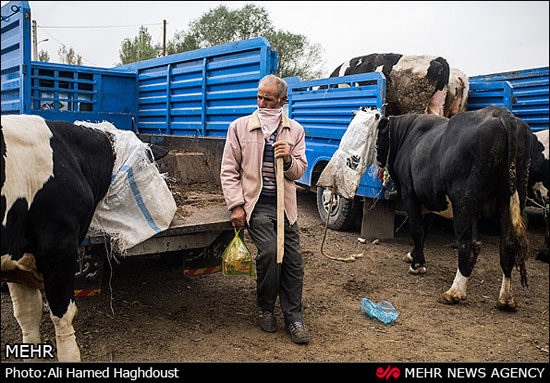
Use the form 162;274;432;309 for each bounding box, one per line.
361;298;398;324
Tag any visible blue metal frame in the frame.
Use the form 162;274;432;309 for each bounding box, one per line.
1;1;138;129
285;72;387;199
116;38;278;136
1;1;31;114
27;61;137;129
467;80;514;111
468;67;549;132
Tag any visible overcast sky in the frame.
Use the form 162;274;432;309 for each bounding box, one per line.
4;1;549;77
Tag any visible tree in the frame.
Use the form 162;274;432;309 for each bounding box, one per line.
166;29;199;56
58;44;82;66
167;4;324;80
38;49;50;62
266;30;325;80
118;26;162;65
182;4;274;48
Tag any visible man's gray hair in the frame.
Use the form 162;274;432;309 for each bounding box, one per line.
259;74;288;100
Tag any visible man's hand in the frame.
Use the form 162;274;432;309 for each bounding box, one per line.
230;205;247;229
273;141;291;164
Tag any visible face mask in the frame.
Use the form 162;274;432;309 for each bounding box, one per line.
257;107;283;140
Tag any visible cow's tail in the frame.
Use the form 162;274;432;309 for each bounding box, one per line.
510;191;528;286
502;111;529;287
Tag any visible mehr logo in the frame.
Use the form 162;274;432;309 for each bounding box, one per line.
377;365;401;380
5;343;55;359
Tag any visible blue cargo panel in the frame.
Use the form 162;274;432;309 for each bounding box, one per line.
116;38;277;136
467;81;514;111
28;62;137;130
1;1;138;129
1;1;30;114
285;73;387;199
469;67;549;132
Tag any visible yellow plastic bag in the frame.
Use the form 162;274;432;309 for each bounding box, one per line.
222;229;255;276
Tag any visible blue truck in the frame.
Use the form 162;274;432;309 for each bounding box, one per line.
2;1;549;289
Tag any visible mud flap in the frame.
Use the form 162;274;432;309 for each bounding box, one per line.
183;229;237;276
74;245;105;297
361;198;395;240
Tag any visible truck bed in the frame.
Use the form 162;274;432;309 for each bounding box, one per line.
85;181;231;249
170;181;228;227
77;182;233;294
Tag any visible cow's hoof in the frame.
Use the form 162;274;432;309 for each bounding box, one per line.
440;291;460;305
408;264;426;274
403;252;413;263
496;299;517;312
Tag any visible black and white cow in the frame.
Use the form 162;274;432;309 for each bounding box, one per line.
330;54;469;118
373;106;539;311
1;115;167;361
329;53;453;117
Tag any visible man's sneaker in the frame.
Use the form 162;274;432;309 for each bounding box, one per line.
288;321;310;344
258;309;277;333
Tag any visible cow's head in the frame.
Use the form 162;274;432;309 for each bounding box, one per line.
376;117;391;168
147;144;169;162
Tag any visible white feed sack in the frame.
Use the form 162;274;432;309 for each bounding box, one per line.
316;108;381;199
75;120;177;253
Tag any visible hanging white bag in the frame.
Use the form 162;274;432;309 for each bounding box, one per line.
316;108;381;199
75;120;177;253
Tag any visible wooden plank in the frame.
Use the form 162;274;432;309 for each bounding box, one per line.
276;157;284;264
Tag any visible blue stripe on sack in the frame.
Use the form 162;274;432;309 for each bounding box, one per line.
118;165;162;233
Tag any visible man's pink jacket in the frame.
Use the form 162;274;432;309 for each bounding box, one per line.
220;111;308;226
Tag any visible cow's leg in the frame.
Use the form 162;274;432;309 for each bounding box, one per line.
7;282;43;347
495;194;518;312
402;198;428;274
42;246;81;362
48;300;80;361
404;214;435;266
442;214;479;304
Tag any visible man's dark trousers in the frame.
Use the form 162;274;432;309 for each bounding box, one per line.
247;200;304;325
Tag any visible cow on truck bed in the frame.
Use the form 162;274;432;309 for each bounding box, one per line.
329;53;468;118
0;115;171;361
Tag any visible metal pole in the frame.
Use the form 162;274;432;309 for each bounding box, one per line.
32;19;38;61
163;20;167;56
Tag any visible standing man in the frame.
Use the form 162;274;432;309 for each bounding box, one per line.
220;75;310;344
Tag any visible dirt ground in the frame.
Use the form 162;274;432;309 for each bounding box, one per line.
1;188;549;362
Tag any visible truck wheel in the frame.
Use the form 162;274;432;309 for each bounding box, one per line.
316;187;359;231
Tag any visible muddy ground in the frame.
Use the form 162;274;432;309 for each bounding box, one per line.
1;188;549;363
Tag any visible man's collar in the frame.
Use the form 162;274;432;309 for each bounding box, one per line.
248;110;291;132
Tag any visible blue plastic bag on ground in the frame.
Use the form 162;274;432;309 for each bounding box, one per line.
361;298;398;324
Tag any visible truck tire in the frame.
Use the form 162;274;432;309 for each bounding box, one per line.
316;186;359;231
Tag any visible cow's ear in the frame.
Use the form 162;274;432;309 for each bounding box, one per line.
148;144;169;162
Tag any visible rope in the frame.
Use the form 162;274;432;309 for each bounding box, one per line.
319;111;390;262
527;196;548;210
319;185;362;262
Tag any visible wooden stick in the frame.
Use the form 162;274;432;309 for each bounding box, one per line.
276;157;285;264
